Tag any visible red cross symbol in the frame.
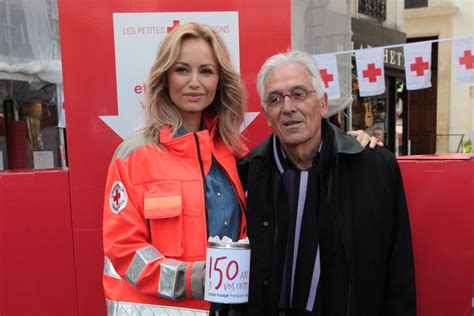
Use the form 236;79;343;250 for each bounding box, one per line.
410;57;429;76
319;69;334;88
362;63;382;83
113;188;121;206
167;20;180;33
459;50;474;70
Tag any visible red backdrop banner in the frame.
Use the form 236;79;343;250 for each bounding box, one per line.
57;1;290;313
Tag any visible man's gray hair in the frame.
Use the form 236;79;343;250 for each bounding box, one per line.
257;50;326;110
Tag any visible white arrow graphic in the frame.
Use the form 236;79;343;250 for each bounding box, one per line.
240;112;260;132
106;12;248;141
100;101;145;140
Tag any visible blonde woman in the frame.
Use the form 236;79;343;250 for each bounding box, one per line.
103;22;247;315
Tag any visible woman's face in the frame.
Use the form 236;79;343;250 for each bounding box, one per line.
167;37;219;131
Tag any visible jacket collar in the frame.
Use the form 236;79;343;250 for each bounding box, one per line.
322;119;364;156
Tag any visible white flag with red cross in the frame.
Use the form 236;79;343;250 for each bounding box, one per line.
404;42;432;90
313;53;340;100
452;37;474;84
355;47;385;97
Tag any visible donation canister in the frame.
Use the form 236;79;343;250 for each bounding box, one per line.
204;241;251;304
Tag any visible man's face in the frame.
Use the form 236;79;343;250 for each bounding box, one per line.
263;63;328;147
374;129;384;141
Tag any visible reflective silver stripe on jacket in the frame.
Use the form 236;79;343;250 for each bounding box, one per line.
106;299;209;316
159;259;188;300
125;245;164;287
104;256;121;279
190;261;205;299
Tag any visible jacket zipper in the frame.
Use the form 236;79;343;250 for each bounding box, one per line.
193;133;208;237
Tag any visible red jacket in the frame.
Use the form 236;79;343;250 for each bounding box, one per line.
103;117;247;314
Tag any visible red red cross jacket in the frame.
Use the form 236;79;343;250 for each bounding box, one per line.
103;116;247;315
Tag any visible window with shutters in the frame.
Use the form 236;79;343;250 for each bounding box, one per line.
405;0;428;9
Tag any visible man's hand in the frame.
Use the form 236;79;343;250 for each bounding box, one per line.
347;130;383;149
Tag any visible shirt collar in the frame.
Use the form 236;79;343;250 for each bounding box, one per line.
175;119;206;138
273;134;323;174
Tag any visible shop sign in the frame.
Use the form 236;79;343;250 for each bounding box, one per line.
352;41;405;70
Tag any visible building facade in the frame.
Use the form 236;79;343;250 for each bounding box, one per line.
292;0;408;155
351;0;408;155
405;0;474;153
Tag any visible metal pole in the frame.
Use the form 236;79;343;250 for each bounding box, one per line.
346;101;352;131
4;0;13;57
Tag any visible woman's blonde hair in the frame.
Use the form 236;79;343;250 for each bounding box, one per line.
144;22;246;155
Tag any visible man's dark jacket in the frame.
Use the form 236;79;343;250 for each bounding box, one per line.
237;119;416;316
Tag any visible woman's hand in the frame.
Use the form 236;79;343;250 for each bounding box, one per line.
347;130;383;149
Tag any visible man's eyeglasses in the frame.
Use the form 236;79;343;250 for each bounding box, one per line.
265;89;315;108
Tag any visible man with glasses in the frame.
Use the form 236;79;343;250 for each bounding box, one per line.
238;51;416;316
